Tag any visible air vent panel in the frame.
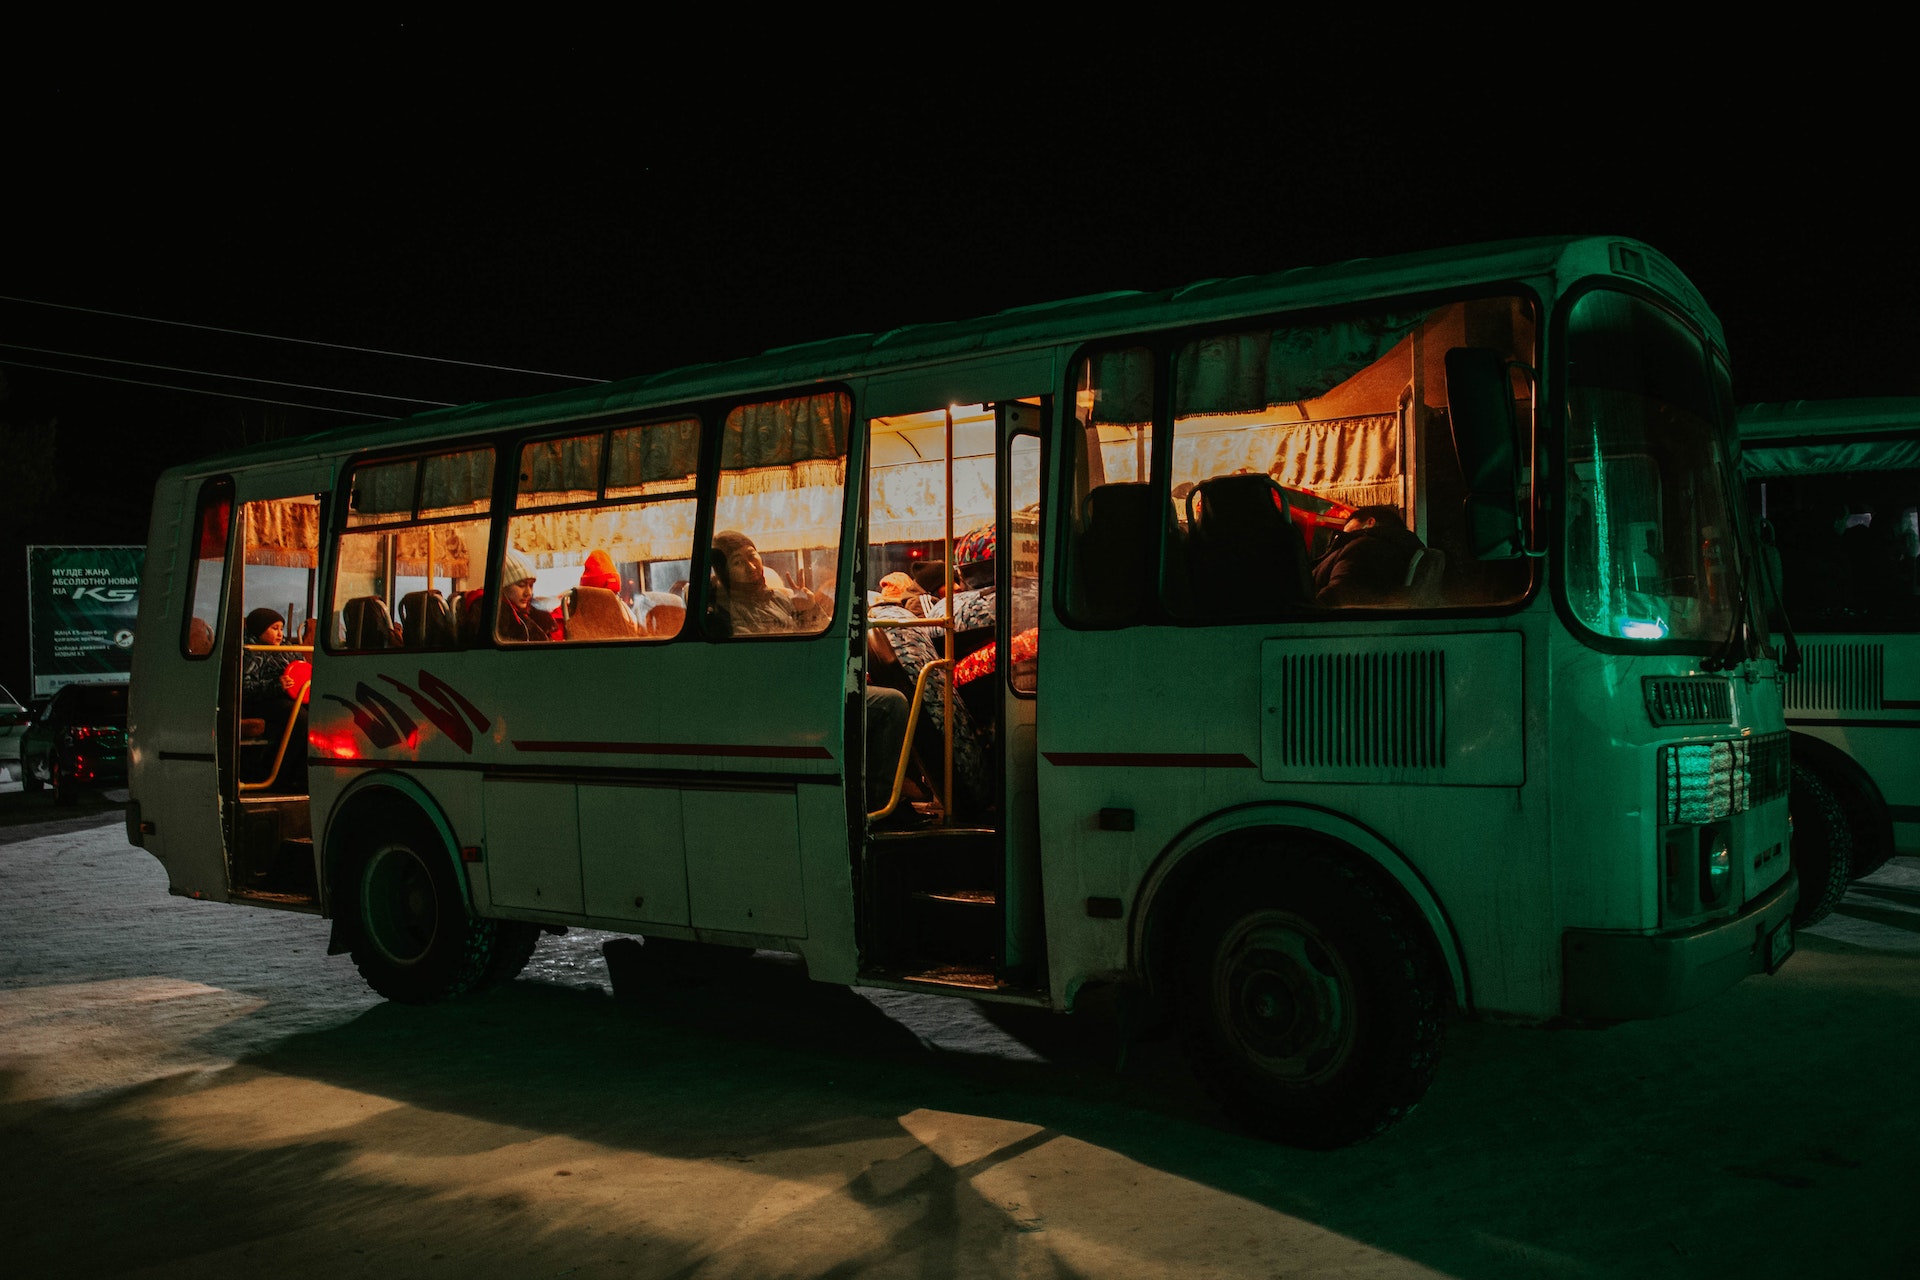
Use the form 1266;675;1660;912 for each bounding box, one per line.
1260;632;1523;786
1786;643;1884;712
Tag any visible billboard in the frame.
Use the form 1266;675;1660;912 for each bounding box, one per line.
27;545;144;698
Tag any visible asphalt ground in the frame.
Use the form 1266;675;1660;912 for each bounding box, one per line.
2;785;1917;1278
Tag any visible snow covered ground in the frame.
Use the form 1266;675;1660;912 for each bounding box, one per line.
2;795;1916;1278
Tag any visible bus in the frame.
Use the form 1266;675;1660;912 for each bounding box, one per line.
1739;398;1918;909
126;236;1795;1148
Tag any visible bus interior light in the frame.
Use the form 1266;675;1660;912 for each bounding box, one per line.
1619;617;1669;640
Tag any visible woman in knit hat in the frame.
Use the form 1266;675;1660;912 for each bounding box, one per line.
710;530;800;635
241;607;309;792
497;551;558;642
242;608;297;715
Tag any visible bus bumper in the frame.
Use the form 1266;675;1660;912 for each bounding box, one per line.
1561;871;1798;1021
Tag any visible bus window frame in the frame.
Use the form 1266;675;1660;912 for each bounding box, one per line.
1054;286;1546;632
179;475;235;661
696;385;857;644
325;443;502;656
498;412;706;648
1547;274;1748;660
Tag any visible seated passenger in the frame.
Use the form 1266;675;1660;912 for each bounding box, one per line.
711;530;802;634
870;590;992;817
1312;505;1425;606
557;549;639;640
498;553;559;642
241;608;308;791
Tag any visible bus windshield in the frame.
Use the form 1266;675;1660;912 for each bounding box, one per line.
1564;289;1745;646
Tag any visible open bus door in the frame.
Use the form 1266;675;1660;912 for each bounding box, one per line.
857;396;1049;998
220;469;328;905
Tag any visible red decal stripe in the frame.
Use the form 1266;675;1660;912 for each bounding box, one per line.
513;739;834;760
1043;751;1257;768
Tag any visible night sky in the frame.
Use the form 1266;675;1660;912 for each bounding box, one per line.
5;49;1914;694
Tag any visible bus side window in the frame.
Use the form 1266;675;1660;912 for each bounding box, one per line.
333;448;494;652
705;392;849;639
1065;347;1156;627
181;477;232;658
503;417;702;645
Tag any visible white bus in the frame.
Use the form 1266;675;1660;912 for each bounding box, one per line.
1739;398;1918;905
127;236;1795;1148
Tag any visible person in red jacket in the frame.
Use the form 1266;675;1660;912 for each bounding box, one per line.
1311;506;1424;605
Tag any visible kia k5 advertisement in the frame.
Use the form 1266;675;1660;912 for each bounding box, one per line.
27;545;144;698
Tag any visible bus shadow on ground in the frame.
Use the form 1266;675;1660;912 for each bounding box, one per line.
201;929;1920;1279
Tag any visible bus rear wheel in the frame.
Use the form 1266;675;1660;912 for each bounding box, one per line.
349;830;505;1003
1177;852;1445;1149
1787;763;1853;928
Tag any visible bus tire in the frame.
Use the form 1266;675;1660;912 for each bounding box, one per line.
1790;734;1896;881
1176;851;1445;1149
347;823;503;1004
477;922;543;991
1826;765;1896;881
1788;763;1853;928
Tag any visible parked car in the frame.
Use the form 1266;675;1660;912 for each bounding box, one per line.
20;683;129;804
0;683;29;783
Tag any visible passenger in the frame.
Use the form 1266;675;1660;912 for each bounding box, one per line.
1312;505;1425;606
871;588;992;817
557;549;639;640
864;684;913;820
497;553;559;642
933;522;1000;631
876;571;923;615
711;530;801;634
240;608;308;792
910;559;948;600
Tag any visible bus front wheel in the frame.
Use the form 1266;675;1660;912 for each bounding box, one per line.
1177;853;1445;1149
1787;763;1853;928
349;831;508;1003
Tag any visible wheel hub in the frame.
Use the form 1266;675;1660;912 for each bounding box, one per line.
1217;914;1355;1083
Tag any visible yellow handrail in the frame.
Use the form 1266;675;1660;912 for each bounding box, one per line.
238;642;313;793
867;657;952;823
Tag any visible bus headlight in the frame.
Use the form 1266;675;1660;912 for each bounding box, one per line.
1701;829;1732;909
1662;821;1735;920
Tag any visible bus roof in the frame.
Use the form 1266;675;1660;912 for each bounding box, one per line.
1739;398;1920;442
1739;399;1920;476
180;234;1709;477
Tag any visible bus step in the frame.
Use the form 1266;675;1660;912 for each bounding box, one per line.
898;965;1001;991
904;889;1000;969
914;888;997;907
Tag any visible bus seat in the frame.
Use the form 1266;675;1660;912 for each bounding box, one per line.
638;592;686;638
1080;482;1157;623
1404;546;1446;607
399;590;456;647
452;588;488;646
952;625;995;661
342;596;400;649
566;586;639;640
1187;473;1314;607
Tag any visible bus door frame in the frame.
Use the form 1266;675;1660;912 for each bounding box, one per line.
219;460;333;896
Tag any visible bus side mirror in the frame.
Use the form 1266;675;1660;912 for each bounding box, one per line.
1445;346;1525;560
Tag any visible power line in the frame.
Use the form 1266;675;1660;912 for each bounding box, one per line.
0;358;379;418
0;342;453;409
0;294;610;384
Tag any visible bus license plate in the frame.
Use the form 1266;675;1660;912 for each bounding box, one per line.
1766;920;1793;973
